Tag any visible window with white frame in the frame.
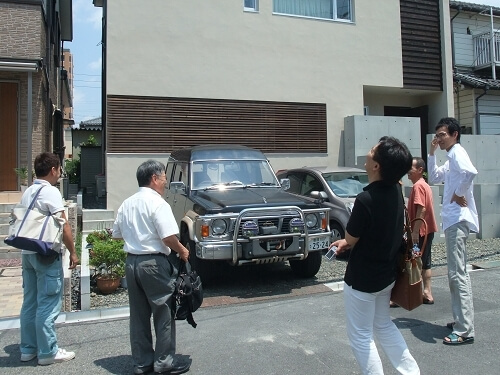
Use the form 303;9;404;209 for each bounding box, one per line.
273;0;352;21
244;0;258;11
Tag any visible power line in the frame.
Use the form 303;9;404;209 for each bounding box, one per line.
73;73;101;77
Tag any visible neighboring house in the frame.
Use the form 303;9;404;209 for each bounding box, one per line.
0;0;73;192
72;116;102;158
62;48;74;158
72;117;103;193
94;0;455;212
450;1;500;135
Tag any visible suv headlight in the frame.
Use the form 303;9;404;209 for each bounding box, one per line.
305;213;318;228
212;219;227;235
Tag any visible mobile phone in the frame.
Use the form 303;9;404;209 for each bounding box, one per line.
325;246;337;261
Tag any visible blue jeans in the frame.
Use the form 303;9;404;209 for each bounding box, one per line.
20;253;63;360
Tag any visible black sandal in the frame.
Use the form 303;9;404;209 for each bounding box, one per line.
443;333;474;345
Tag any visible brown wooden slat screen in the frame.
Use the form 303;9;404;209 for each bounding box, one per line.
107;95;327;154
400;0;442;91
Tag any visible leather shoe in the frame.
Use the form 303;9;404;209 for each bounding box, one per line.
155;361;190;374
134;365;153;374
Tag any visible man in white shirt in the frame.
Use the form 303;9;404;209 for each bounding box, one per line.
428;117;478;346
19;152;79;366
113;160;190;375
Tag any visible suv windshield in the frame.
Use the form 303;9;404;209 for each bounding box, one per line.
191;160;279;190
323;172;369;198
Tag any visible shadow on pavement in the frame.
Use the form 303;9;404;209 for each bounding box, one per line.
202;262;328;302
393;317;450;344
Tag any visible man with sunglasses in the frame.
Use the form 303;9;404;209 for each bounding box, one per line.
428;117;478;346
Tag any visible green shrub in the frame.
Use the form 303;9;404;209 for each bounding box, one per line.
64;158;81;185
87;229;126;278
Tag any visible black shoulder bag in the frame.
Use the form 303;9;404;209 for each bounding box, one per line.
173;260;203;328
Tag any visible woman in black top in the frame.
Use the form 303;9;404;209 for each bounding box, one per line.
331;137;419;375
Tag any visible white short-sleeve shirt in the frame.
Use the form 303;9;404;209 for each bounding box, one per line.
112;187;179;255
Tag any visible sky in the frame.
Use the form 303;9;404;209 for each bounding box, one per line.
67;0;102;127
65;0;500;127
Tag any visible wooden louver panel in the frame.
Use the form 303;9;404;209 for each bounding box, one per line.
400;0;442;91
107;95;327;154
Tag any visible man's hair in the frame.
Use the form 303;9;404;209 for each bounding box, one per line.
436;117;461;143
413;157;426;170
373;136;413;184
34;152;60;178
136;160;165;187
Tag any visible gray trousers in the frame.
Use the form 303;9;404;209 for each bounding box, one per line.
444;221;475;338
126;253;177;372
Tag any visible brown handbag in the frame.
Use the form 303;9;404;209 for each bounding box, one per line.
390;205;428;311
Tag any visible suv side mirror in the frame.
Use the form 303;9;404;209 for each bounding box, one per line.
310;190;328;202
170;181;186;194
280;178;290;190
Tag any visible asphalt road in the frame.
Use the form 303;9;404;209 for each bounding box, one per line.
1;267;499;374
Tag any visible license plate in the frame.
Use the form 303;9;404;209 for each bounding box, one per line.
308;236;330;251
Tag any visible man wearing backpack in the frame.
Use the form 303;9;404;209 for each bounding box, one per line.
113;160;191;374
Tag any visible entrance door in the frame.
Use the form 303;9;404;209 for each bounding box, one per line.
384;105;429;158
0;82;18;191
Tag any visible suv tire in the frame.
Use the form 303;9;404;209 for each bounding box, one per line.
289;251;322;278
181;234;212;283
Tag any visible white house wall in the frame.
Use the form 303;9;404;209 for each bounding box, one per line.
106;0;404;158
104;0;454;212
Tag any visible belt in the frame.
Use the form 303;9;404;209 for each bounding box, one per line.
127;252;168;257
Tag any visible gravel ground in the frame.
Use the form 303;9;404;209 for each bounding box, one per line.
75;237;500;311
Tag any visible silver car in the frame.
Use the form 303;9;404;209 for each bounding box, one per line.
276;166;369;242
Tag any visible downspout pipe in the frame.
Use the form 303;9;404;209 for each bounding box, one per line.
475;85;489;134
451;6;462;70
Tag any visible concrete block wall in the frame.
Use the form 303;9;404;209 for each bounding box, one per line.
344;115;421;170
475;184;500;239
426;134;500;184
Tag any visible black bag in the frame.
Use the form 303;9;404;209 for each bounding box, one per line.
174;261;203;328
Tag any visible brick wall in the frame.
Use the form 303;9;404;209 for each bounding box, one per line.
0;2;42;59
0;1;59;167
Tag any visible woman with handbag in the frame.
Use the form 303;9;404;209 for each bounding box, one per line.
330;137;419;375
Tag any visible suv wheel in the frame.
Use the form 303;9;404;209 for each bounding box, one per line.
330;222;344;242
289;251;322;278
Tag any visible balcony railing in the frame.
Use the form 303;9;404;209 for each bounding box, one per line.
473;31;500;68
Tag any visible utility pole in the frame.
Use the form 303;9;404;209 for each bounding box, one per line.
491;6;496;79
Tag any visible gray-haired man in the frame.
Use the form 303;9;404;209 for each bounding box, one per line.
113;160;191;374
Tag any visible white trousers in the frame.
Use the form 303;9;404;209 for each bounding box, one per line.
344;282;420;375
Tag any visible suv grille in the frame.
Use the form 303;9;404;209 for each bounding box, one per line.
238;216;297;236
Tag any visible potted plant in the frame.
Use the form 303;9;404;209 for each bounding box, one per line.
87;229;126;294
14;167;28;192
